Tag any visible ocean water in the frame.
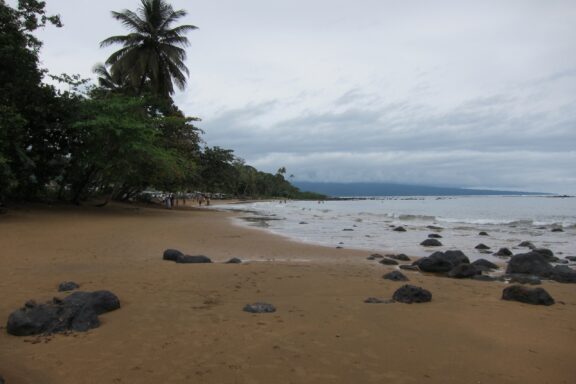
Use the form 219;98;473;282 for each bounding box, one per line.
218;196;576;262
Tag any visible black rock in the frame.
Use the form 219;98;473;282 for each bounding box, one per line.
507;274;542;285
448;264;481;278
565;256;576;262
393;226;407;232
428;233;442;239
518;241;536;249
493;248;513;257
478;231;489;236
471;259;499;271
427;225;443;230
175;255;212;264
243;302;276;313
418;250;470;273
370;253;384;259
392;285;432;304
475;243;491;250
502;285;554;306
532;248;557;262
58;281;80;292
550;265;576;283
420;238;442;247
388;253;411;261
551;228;564;232
364;297;394;304
342;228;354;231
226;257;242;264
399;265;419;271
6;290;120;336
163;248;184;261
383;271;409;281
506;252;553;277
379;258;399;266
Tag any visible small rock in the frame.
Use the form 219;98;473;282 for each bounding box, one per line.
502;285;554;306
243;302;276;313
493;248;513;257
478;231;489;236
379;258;399;266
370;253;384;259
393;285;432;304
175;255;212;264
420;238;442;247
551;228;563;232
58;281;80;292
342;228;354;231
388;253;410;261
518;241;536;249
163;248;184;261
393;226;407;232
565;256;576;262
427;225;443;230
299;221;308;225
383;271;409;281
428;233;443;239
475;243;491;250
226;257;242;264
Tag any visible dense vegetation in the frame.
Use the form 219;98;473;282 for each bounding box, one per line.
0;0;324;206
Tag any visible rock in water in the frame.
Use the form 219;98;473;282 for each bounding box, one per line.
493;248;513;257
420;238;442;247
502;285;554;306
428;233;442;239
392;285;432;304
478;231;489;236
518;241;536;249
243;303;276;313
6;291;120;336
393;226;407;232
175;255;212;264
58;281;80;292
383;271;409;281
475;243;491;250
506;252;553;277
471;259;499;271
379;258;399;266
163;249;184;261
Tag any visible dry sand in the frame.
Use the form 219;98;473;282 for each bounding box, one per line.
0;203;575;384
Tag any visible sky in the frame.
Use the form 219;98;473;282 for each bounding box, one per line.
20;0;576;194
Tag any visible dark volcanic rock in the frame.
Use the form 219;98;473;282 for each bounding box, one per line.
506;252;553;277
175;255;212;264
507;274;541;285
565;256;576;262
550;265;576;283
392;285;432;304
448;264;481;278
163;248;184;261
478;231;489;236
502;285;554;306
226;257;242;264
551;228;564;232
418;250;470;273
379;258;399;266
420;238;442;247
471;259;499;271
428;233;443;239
370;253;384;259
388;253;410;261
532;248;558;262
6;291;120;336
475;243;491;250
383;271;409;281
58;281;80;292
399;265;419;271
518;241;536;249
494;248;513;257
243;302;276;313
393;226;407;232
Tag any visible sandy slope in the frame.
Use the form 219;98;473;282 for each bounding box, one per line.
0;203;574;384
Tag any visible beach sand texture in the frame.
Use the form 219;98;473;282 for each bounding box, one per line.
0;204;575;384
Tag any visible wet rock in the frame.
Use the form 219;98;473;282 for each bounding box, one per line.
226;257;242;264
427;225;443;230
399;265;419;271
299;221;308;225
175;255;212;264
494;248;513;257
370;253;384;259
418;250;470;273
6;291;120;336
58;281;80;292
364;297;394;304
532;248;558;262
388;253;410;261
565;256;576;262
478;231;489;236
475;243;491;250
342;228;354;231
448;264;481;278
551;228;564;232
518;241;536;250
428;233;443;239
243;302;276;313
506;252;553;277
550;265;576;283
471;259;499;271
392;285;432;304
502;285;554;306
420;238;442;247
379;258;399;266
393;226;407;232
507;274;541;285
163;249;184;261
383;271;409;281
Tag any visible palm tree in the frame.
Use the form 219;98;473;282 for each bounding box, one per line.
92;63;130;92
100;0;197;98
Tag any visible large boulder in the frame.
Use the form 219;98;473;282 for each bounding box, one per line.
506;252;553;277
532;248;558;262
448;264;481;278
418;250;470;273
6;291;120;336
502;285;554;306
550;265;576;283
393;285;432;304
175;255;212;264
163;249;184;261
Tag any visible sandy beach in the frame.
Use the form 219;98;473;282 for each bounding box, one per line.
0;203;575;384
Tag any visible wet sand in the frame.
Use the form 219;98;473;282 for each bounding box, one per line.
0;203;575;383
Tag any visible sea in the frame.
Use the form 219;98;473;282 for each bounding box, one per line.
216;196;576;263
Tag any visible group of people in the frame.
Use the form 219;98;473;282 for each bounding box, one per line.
162;193;210;209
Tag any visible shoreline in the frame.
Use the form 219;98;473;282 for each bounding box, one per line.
0;203;575;383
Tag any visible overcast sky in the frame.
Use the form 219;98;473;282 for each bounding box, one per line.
24;0;576;194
